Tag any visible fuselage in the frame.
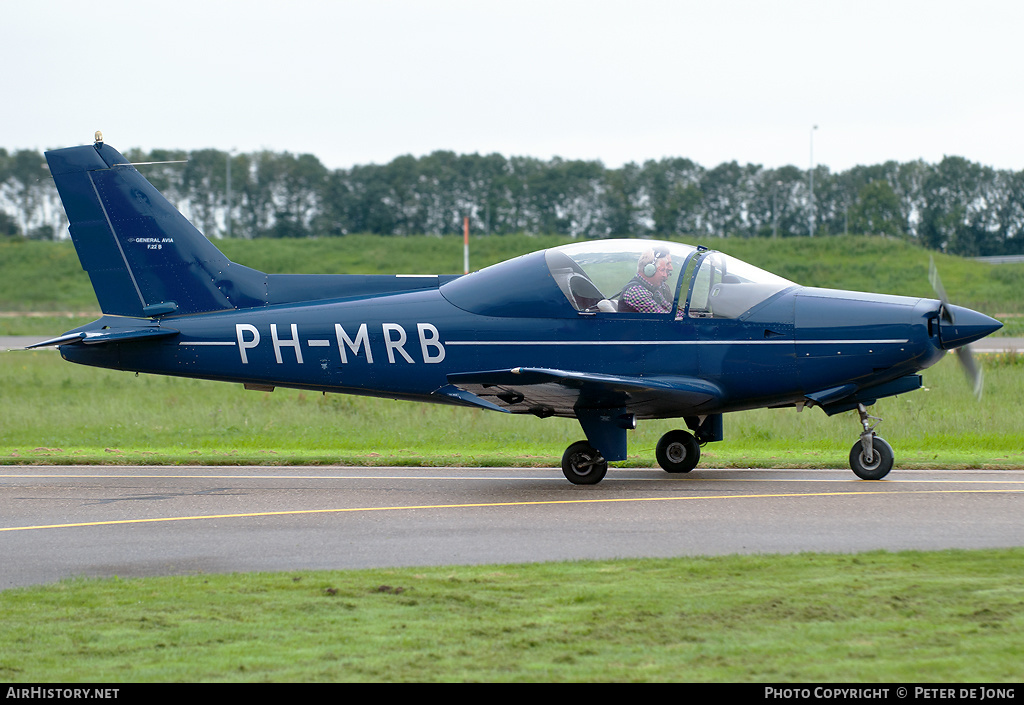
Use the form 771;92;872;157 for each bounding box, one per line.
60;279;950;419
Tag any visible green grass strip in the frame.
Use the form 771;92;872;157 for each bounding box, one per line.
1;550;1022;682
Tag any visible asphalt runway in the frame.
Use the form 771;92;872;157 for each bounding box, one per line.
2;465;1022;589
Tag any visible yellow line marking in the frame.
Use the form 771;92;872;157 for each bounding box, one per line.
1;488;1021;533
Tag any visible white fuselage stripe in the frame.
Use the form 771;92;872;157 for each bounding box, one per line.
444;339;908;346
178;339;908;347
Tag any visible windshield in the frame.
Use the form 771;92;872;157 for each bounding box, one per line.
685;251;795;319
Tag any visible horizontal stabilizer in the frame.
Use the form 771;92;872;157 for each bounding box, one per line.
26;327;179;349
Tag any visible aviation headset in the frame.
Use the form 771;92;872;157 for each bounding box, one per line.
643;248;671;277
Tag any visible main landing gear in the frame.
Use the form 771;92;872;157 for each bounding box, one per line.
561;441;609;485
655;430;700;473
560;429;702;485
848;403;894;480
561;405;895;485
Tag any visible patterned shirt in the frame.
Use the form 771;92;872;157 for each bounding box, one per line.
619;277;673;313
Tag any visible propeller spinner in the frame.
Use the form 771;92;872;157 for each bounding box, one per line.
928;256;1001;399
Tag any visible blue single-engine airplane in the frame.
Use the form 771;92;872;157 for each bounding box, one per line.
33;136;1002;484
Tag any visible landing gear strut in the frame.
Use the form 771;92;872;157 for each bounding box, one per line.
849;403;894;480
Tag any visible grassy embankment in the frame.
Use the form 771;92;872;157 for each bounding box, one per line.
2;234;1023;468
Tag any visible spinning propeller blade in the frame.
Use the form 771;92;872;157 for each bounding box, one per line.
929;256;983;400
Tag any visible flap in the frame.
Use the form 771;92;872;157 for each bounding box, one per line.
446;367;722;418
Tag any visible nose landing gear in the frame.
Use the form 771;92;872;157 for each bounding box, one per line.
849;403;894;480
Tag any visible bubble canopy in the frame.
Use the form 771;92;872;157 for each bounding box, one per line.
440;239;796;319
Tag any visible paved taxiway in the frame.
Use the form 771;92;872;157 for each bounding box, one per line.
2;466;1022;589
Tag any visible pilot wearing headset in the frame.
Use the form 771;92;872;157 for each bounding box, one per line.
618;248;674;313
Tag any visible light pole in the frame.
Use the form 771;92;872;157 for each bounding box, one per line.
809;125;818;237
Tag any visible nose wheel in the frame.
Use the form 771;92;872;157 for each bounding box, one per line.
849;403;894;480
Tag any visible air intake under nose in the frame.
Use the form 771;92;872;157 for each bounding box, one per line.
936;304;1003;350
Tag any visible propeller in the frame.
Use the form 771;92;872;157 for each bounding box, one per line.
928;256;985;400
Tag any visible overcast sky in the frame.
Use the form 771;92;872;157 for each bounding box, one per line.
7;0;1024;173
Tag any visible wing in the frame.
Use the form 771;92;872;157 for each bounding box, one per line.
437;367;723;419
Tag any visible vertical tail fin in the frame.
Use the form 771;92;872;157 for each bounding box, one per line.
45;141;266;317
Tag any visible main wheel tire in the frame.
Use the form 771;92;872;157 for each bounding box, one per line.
849;436;894;480
656;430;701;473
561;441;608;485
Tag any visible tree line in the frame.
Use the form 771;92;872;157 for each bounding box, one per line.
2;145;1023;256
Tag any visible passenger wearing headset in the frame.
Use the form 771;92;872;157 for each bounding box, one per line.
618;248;674;313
